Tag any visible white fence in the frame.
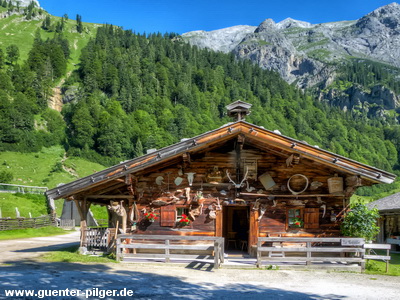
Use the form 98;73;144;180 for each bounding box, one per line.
0;183;48;195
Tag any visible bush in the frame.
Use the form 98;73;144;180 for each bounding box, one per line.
341;203;380;241
0;170;13;183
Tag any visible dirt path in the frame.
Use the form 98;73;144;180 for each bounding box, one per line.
48;71;72;112
0;232;399;299
61;152;79;178
0;230;79;263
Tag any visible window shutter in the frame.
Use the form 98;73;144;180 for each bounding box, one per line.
304;208;319;229
160;205;176;227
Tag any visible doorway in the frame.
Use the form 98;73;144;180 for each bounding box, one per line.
223;206;249;252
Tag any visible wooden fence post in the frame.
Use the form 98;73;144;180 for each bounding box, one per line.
214;240;220;269
165;239;170;263
386;248;390;273
116;236;121;261
306;242;311;266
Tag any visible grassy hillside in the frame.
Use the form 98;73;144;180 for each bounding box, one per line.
0;145;105;188
0;193;48;218
0;146;107;219
0;12;101;71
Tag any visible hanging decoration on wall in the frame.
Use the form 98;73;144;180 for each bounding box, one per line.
327;174;344;194
184;187;191;203
252;199;261;211
155;176;164;186
226;167;248;188
258;172;276;190
205;166;223;184
241;159;257;180
174;177;183;186
286;154;301;167
246;181;256;192
185;172;196;186
107;200;127;233
310;181;323;190
287;174;309;195
257;205;267;222
150;200;169;206
321;204;326;218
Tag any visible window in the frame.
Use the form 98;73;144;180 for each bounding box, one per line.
286;207;320;230
287;207;304;229
176;207;189;221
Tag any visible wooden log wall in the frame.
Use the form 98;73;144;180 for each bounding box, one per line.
134;205;216;236
107;144;355;240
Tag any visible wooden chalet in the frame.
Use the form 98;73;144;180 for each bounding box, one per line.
46;101;396;257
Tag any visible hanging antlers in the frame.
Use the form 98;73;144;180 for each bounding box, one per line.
226;167;249;189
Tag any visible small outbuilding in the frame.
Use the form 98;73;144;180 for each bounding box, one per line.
368;193;400;247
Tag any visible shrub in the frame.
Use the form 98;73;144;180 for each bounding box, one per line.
341;203;380;241
0;170;13;183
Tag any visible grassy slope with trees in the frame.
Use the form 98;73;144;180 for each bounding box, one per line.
0;5;399;219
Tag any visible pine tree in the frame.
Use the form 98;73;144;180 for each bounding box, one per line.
134;139;144;157
0;48;4;68
6;44;19;65
41;15;51;30
76;14;83;33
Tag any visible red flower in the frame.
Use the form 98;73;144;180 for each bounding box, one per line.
295;222;300;226
296;215;300;218
182;214;187;218
144;213;148;216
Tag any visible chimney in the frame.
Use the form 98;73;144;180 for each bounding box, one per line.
226;100;252;121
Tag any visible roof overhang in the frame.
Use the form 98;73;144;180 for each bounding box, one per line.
46;121;396;201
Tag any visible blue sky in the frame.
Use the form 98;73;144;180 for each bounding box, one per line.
39;0;396;34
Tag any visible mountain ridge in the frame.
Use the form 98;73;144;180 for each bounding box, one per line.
182;2;400;89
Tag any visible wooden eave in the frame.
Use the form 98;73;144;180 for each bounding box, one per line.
46;121;396;201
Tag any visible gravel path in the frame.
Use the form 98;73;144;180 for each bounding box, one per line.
0;230;80;263
0;232;399;299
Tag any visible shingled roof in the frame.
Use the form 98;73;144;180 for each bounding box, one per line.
368;193;400;213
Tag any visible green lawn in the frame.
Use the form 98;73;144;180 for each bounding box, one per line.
42;245;117;263
0;226;68;240
365;251;400;276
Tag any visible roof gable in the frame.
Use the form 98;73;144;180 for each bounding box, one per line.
46;121;396;200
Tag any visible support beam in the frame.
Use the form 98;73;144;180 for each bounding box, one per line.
74;199;88;248
240;192;344;198
86;195;135;199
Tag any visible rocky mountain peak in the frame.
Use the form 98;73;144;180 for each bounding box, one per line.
11;0;40;7
357;2;400;31
276;18;312;29
371;2;400;15
254;19;276;33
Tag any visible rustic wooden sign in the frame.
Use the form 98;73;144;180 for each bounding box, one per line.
341;238;364;246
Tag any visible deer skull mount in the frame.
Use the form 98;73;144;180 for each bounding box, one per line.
226;167;249;189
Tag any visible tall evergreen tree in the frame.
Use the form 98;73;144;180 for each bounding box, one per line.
6;44;19;65
76;14;83;33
